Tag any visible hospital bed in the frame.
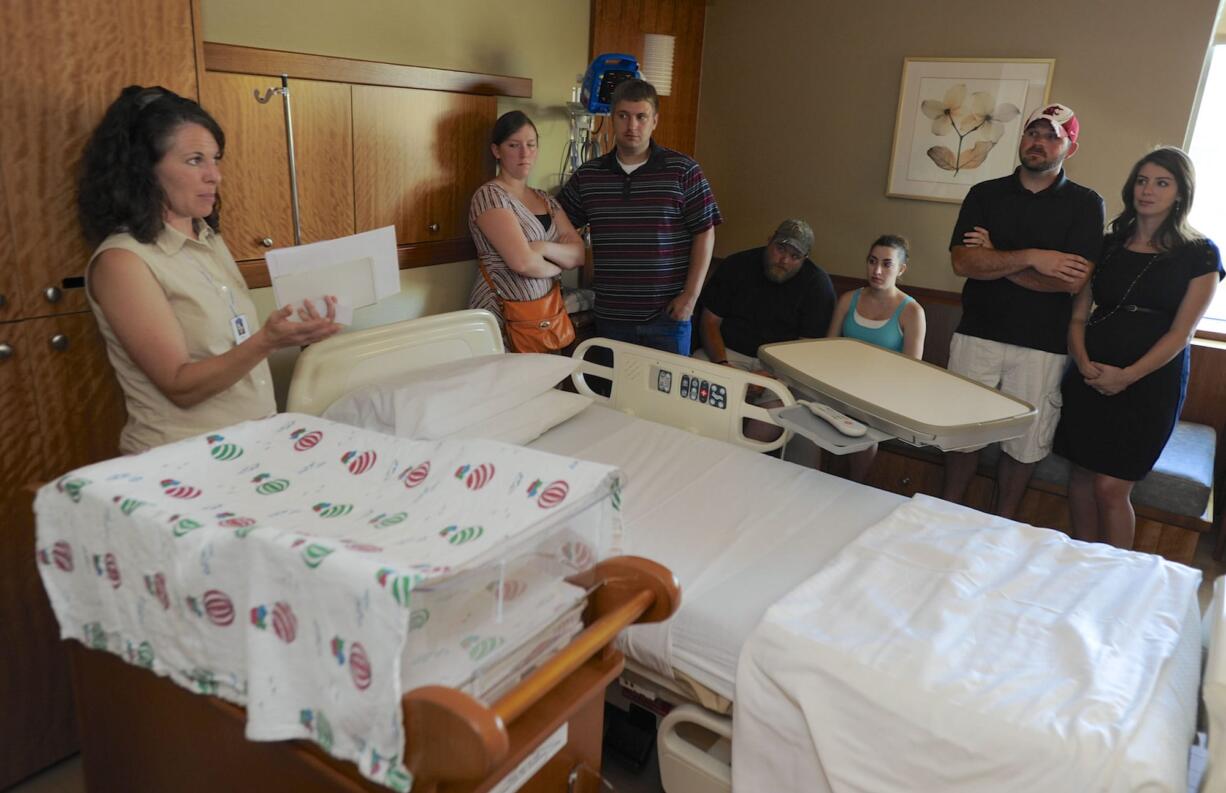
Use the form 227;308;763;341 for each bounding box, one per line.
279;310;1204;793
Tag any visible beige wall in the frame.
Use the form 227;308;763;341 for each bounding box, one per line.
696;0;1222;292
202;0;589;403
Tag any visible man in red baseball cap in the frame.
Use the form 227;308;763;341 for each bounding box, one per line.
942;102;1105;519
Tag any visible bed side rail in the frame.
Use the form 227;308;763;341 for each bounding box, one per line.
570;338;795;453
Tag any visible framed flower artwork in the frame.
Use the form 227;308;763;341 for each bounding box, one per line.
886;57;1054;203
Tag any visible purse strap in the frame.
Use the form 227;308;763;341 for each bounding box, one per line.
477;260;507;308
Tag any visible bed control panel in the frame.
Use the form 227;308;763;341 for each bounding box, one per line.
575;339;794;453
668;371;727;409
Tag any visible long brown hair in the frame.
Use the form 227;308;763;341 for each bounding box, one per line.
1107;146;1201;253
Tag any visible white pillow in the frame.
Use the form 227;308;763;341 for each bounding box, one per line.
445;390;591;446
323;353;581;439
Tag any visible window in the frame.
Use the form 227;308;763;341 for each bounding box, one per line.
1188;39;1226;337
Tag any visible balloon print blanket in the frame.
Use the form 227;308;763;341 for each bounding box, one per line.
34;414;623;791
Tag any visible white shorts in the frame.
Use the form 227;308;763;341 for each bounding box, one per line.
947;333;1066;464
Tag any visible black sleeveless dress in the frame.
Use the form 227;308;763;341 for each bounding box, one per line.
1053;238;1223;480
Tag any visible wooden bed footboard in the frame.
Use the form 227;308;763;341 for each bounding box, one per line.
70;556;679;793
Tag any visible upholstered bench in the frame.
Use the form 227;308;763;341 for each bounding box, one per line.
863;420;1217;565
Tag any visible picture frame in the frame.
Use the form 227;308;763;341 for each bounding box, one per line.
886;57;1055;203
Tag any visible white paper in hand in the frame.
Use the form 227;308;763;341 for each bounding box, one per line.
267;226;399;323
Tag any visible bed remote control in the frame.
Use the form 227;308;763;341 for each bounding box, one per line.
804;401;868;437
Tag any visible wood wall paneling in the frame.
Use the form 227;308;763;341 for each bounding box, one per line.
0;321;45;507
0;0;198;319
353;85;495;245
201;71;295;261
0;159;27;320
290;80;356;246
28;313;127;475
0;489;77;790
590;0;707;156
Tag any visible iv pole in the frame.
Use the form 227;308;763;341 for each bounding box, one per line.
254;74;302;246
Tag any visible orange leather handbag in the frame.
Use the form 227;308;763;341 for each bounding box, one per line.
478;265;575;353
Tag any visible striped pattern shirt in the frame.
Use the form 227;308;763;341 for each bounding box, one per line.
559;142;722;322
467;180;562;326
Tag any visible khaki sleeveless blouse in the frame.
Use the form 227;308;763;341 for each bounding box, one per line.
86;224;276;454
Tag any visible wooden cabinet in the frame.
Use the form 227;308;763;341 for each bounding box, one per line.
0;166;30;320
203;71;496;268
0;489;77;789
0;0;191;784
354;85;495;245
0;0;198;319
200;74;356;262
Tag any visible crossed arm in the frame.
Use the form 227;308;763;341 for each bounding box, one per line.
953;226;1092;294
475;207;585;278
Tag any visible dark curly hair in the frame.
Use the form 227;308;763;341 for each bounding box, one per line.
78;85;226;246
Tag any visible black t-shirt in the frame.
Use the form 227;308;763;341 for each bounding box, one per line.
701;246;836;357
949;168;1105;354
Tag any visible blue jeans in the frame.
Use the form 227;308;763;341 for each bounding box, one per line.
596;315;692;356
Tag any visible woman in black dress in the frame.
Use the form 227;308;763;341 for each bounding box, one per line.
1055;147;1223;550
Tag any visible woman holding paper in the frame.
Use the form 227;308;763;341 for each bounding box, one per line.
468;111;585;348
78;85;340;453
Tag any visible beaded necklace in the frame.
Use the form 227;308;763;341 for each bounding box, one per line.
1085;245;1163;327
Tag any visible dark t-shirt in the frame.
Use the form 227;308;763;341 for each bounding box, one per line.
701;246;836;357
949;168;1105;354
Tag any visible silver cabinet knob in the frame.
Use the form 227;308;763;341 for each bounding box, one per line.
49;334;69;352
427;223;440;233
260;237;274;248
0;343;12;360
44;286;63;303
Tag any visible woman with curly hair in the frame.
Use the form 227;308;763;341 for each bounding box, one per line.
1054;147;1223;549
79;85;339;453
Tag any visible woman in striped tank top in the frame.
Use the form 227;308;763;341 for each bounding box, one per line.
467;111;585;340
827;234;927;482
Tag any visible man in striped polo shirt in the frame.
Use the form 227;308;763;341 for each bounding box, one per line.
560;79;722;354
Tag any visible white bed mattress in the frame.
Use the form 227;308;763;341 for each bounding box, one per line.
529;403;906;700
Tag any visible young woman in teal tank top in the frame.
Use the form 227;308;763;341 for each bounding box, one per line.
827;235;927;481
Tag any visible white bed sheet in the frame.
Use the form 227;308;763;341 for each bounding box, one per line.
529;403;905;700
732;494;1201;793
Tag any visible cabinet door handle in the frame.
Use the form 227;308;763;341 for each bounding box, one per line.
44;286;63;303
427;223;440;233
49;334;70;352
0;293;7;309
900;476;912;487
260;237;274;248
0;342;12;360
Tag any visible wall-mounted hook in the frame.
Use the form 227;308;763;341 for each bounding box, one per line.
253;87;282;104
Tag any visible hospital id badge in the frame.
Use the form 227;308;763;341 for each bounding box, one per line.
231;314;252;344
